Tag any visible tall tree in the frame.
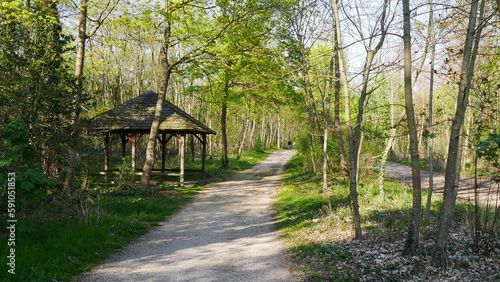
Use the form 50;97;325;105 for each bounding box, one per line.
433;0;486;264
402;0;422;255
62;0;89;195
331;0;362;238
141;0;173;189
278;0;327;173
140;0;249;188
331;0;394;239
63;0;119;195
424;0;437;220
195;0;287;168
331;30;348;180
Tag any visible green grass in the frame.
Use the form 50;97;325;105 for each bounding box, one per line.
0;150;272;281
274;154;445;280
0;186;200;281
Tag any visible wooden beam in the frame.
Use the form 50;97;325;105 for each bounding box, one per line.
202;133;207;179
193;133;202;143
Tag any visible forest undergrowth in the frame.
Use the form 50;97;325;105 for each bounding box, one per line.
275;155;500;281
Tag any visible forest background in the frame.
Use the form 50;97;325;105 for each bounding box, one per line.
0;0;499;279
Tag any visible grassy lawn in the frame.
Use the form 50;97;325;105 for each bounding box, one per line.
274;154;500;281
0;150;270;281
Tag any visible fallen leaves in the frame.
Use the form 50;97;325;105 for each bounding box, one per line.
288;223;500;281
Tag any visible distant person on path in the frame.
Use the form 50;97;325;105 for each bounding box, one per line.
287;141;292;150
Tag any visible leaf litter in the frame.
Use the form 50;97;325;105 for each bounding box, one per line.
288;218;500;281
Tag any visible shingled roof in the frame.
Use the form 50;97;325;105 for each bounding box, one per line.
91;91;216;135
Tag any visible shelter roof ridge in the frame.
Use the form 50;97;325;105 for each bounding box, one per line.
91;91;216;135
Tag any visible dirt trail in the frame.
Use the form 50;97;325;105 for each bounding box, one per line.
385;161;500;206
77;150;297;282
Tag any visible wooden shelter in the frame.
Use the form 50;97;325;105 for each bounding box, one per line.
91;91;216;181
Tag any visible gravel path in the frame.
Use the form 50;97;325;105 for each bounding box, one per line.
385;161;500;205
77;150;297;282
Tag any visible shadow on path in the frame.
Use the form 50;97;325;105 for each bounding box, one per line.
77;150;297;282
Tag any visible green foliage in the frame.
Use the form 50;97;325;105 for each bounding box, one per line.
0;118;36;168
275;154;351;233
0;186;200;281
0;0;75;183
116;156;135;185
476;133;500;169
0;118;54;213
294;130;319;173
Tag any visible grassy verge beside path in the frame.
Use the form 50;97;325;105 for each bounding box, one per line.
275;154;500;281
0;150;270;281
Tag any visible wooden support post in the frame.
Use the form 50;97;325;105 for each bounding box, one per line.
120;133;128;158
202;134;207;179
161;132;166;173
129;134;139;169
104;133;110;172
190;134;195;162
178;133;185;186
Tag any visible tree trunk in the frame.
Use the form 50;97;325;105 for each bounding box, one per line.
425;0;436;220
267;123;273;149
141;4;173;189
208;119;213;155
433;0;484;264
378;0;432;197
332;0;362;239
63;0;87;195
238;117;250;154
331;43;348;180
323;125;329;191
277;118;281;149
221;91;229;169
260;122;266;148
140;74;170;189
249;119;256;149
377;81;404;193
402;0;422;255
178;134;185;186
321;51;336;192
